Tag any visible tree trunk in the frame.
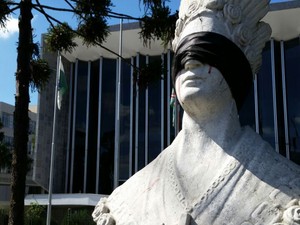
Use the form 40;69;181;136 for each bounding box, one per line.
9;0;33;225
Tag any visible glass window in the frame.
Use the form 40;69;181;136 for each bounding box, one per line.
162;52;176;148
2;112;13;129
138;55;146;170
257;42;275;148
3;135;13;147
168;52;176;143
73;60;88;193
239;84;255;129
86;60;100;193
148;56;162;162
29;120;36;134
99;58;116;194
119;58;132;180
284;38;300;164
27;140;33;155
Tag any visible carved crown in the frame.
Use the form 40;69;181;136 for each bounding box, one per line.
172;0;272;76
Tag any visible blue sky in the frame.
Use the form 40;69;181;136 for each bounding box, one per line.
0;0;288;106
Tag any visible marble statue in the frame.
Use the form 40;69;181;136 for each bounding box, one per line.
93;0;300;224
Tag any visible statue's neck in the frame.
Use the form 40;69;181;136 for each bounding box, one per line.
181;100;241;151
173;101;242;202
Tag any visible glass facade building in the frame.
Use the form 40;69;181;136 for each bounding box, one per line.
240;38;300;163
34;1;300;199
58;52;177;194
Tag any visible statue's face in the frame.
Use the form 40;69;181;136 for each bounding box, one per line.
175;60;232;113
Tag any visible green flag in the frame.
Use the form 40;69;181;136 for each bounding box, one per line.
57;57;68;110
170;88;176;127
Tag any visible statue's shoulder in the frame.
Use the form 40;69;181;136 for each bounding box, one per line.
231;127;300;225
241;126;300;173
111;144;172;193
93;146;173;225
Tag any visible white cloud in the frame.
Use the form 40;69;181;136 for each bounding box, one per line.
0;17;19;39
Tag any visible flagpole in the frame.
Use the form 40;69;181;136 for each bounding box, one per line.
114;18;123;189
46;52;60;225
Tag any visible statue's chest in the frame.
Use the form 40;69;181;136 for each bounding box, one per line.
164;148;298;225
169;151;239;211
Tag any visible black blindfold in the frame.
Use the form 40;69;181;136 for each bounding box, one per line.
172;32;253;111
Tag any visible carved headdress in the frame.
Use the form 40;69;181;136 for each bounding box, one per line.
172;0;272;110
173;0;272;75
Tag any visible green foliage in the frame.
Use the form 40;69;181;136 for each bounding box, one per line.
42;0;176;54
75;0;111;46
0;0;11;28
140;2;178;47
45;23;77;53
24;203;46;225
30;58;51;92
133;59;166;89
27;41;51;92
0;142;11;170
60;209;94;225
0;209;9;225
140;0;164;11
75;0;112;15
77;16;109;46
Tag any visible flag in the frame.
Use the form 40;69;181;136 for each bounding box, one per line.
170;88;176;127
57;56;68;110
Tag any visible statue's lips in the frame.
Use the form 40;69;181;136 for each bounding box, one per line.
182;74;205;83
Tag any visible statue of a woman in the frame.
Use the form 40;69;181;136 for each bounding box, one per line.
93;0;300;224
